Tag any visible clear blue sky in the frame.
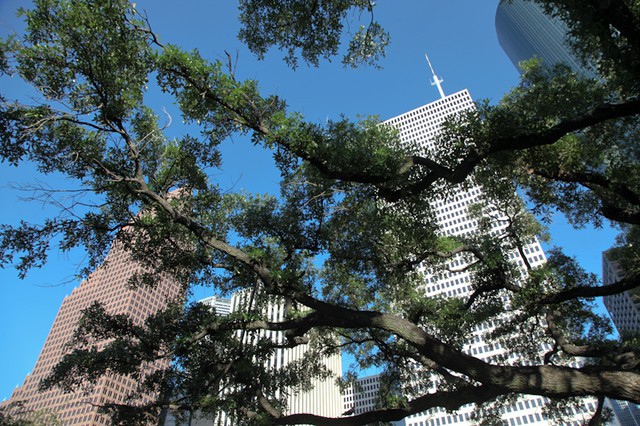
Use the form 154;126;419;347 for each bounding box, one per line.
0;1;618;401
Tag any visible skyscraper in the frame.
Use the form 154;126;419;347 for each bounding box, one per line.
232;292;343;419
341;64;604;423
495;0;587;73
342;374;383;416
381;89;565;426
600;251;640;425
199;295;233;316
2;240;183;425
602;251;640;335
176;292;343;425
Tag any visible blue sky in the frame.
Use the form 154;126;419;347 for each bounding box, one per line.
0;1;618;401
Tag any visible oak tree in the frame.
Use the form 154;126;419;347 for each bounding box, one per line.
0;0;639;425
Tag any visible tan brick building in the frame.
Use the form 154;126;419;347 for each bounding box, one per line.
3;241;182;425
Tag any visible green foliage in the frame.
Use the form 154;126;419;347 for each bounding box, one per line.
0;402;61;426
1;1;640;425
238;0;389;68
470;60;640;228
16;0;152;119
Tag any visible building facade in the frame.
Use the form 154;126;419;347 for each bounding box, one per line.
346;88;601;425
602;250;640;335
601;251;640;424
198;295;233;316
2;241;183;425
182;292;343;425
230;292;343;418
495;0;587;73
342;374;383;416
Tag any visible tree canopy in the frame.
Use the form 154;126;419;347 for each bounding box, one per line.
1;0;639;425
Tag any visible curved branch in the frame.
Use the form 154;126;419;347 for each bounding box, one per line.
394;243;483;271
530;167;640;225
545;310;605;358
531;167;640;207
545;309;640;370
382;99;640;201
539;275;639;304
275;384;504;426
275;292;640;403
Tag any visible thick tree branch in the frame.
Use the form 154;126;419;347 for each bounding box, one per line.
530;167;640;225
545;310;605;358
545;309;639;369
539;275;639;304
531;167;640;207
275;384;504;425
273;292;640;403
382;99;640;201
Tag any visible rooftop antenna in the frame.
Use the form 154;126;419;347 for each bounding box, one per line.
425;52;445;99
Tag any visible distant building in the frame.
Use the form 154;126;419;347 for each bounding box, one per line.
199;295;232;316
230;292;343;419
495;0;592;75
602;250;640;335
601;252;640;426
342;373;383;416
165;292;343;425
2;239;183;425
608;399;640;426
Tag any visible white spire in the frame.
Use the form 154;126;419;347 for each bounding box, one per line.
425;52;445;99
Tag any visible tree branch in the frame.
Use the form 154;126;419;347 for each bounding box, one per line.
382;99;640;201
539;275;639;304
275;384;504;425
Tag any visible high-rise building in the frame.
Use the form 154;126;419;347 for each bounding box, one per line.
2;240;183;425
602;250;640;335
230;292;343;419
199;295;233;316
602;250;640;426
608;399;640;426
495;0;588;73
165;293;343;425
342;373;403;425
342;373;383;416
352;81;600;425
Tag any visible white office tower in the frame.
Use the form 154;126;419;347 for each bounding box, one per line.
342;374;383;416
199;292;342;423
377;88;601;425
228;291;343;418
164;293;342;425
199;295;232;316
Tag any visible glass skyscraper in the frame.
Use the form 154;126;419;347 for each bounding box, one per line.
495;0;586;73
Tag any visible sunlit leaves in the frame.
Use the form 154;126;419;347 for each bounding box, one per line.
2;0;640;424
238;0;389;69
17;0;153;120
343;22;390;69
